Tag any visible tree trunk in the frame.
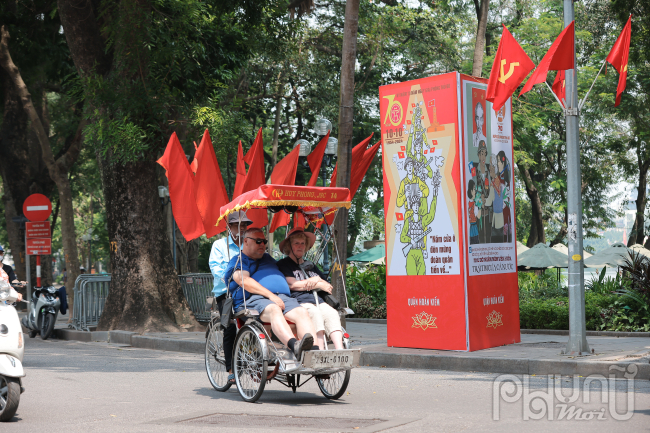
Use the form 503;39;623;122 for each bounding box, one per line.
630;162;648;247
97;158;199;332
333;0;361;308
472;0;490;77
0;180;25;281
57;0;199;331
0;26;81;309
518;164;545;247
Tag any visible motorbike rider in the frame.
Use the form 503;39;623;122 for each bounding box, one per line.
0;267;22;303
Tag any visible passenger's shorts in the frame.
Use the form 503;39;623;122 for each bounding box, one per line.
240;294;302;315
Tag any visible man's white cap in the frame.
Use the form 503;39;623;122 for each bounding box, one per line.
227;210;253;225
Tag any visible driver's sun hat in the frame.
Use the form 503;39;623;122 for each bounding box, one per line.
227;211;253;225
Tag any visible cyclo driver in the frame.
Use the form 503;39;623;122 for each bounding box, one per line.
224;227;319;361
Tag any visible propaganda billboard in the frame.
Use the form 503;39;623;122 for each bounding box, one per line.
380;73;520;351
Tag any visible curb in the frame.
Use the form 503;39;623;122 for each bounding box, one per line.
359;349;650;380
53;328;204;353
347;318;387;324
521;329;650;338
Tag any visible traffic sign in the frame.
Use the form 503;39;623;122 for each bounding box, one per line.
26;221;51;239
23;193;52;221
26;238;51;255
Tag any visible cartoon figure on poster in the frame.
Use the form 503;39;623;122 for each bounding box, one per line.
395;101;444;275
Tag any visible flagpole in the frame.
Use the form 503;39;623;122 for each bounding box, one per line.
579;59;607;110
563;0;590;355
544;81;566;111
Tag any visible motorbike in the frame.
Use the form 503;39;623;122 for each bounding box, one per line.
21;286;61;340
0;281;25;421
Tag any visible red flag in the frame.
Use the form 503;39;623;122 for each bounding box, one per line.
240;128;268;227
269;146;301;233
241;128;266;193
520;21;575;96
157;133;204;241
552;70;566;107
486;25;536;112
307;132;329;186
233;141;246;198
606;15;632;106
330;133;374;187
350;140;381;199
194;130;229;238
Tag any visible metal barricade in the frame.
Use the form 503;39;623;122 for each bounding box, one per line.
70;274;111;331
70;272;214;330
178;273;214;322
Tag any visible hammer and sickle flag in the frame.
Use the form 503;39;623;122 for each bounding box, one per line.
606;15;632;107
486;25;535;113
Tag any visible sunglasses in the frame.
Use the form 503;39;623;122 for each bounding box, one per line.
246;237;268;245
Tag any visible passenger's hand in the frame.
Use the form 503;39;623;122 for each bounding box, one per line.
16;293;22;302
304;278;318;291
319;283;333;294
269;294;285;310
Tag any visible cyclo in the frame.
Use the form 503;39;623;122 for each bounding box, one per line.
204;184;360;403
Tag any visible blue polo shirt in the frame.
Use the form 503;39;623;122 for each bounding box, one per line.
224;252;291;310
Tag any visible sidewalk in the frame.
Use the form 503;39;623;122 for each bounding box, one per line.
50;320;650;380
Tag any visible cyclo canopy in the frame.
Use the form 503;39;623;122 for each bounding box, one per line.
216;184;352;227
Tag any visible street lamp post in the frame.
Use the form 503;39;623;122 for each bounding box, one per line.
320;136;338;274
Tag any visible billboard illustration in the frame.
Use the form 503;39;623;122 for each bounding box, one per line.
383;80;461;277
462;81;516;276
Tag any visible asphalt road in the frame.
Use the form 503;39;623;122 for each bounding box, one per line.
2;337;649;432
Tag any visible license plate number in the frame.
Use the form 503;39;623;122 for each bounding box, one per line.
303;350;358;368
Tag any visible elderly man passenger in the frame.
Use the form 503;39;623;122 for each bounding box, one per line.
208;211;252;384
224;227;318;360
276;229;344;350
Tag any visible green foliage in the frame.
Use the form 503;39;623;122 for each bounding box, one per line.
518;270;567;301
585;267;629;294
346;264;386;319
519;292;617;330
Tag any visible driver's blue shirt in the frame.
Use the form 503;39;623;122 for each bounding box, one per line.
224;252;291;310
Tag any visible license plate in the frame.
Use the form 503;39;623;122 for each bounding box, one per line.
302;349;360;369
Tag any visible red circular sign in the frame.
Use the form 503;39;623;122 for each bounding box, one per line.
23;193;52;222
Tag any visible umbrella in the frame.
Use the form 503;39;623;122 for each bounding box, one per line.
347;244;385;262
551;243;592;259
629;244;650;259
517;243;568;270
370;256;386;265
583;243;630;268
516;241;529;256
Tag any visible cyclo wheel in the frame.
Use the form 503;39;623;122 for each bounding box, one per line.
317;339;351;400
317;369;351;400
205;322;231;392
233;325;268;403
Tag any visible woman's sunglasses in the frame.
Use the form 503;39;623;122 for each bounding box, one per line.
246;237;268;245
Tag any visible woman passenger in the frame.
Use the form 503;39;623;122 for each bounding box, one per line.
276;228;344;350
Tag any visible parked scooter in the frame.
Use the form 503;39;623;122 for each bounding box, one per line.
21;286;61;340
0;281;25;421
